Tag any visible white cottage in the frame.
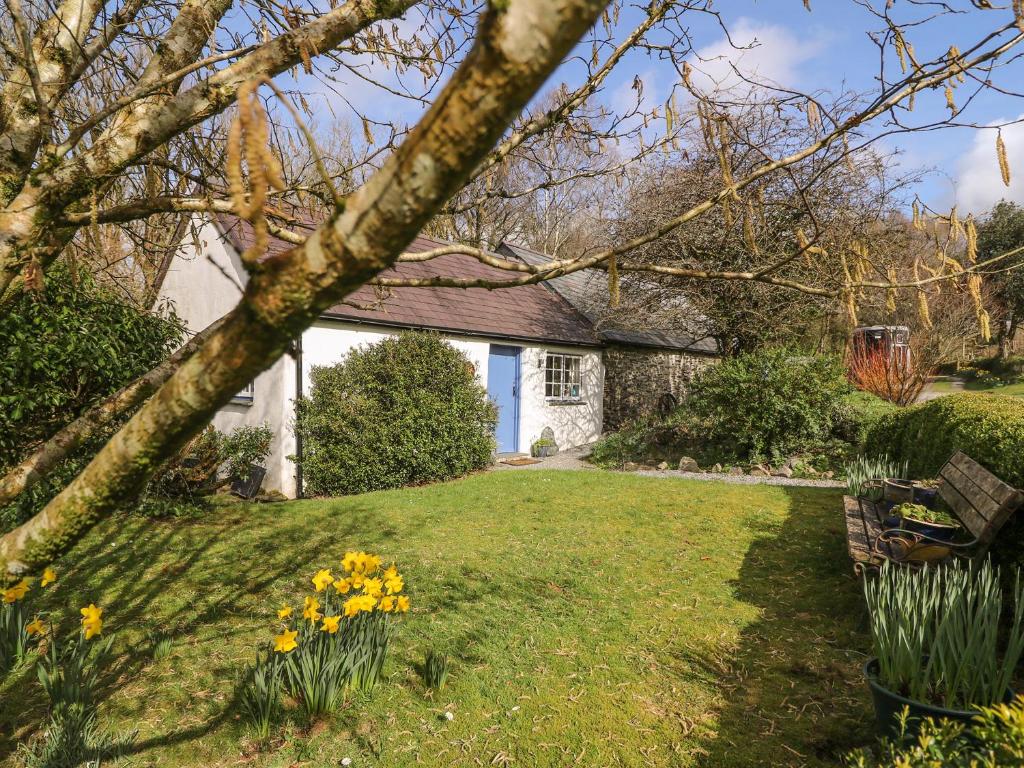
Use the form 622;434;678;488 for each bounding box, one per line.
158;215;604;497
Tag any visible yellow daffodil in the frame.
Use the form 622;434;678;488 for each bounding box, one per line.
302;596;322;622
80;604;103;639
40;567;57;588
382;564;399;582
25;617;46;636
384;575;404;595
321;615;341;634
343;594;376;617
312;568;334;592
395;595;410;613
341;551;360;573
378;595;395;612
274;628;298;653
350;572;365;590
361;553;381;575
333;578;352;595
277;604;293;620
362;577;383;598
2;579;30;604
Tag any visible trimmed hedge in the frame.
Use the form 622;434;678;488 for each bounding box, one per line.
295;332;497;495
864;393;1024;487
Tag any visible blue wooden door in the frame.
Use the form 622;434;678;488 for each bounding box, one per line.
487;345;520;453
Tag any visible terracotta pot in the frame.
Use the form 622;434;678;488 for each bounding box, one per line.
883;478;915;505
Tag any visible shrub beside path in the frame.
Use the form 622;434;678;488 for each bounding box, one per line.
491;445;844;488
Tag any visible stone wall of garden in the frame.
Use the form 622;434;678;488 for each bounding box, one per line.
602;344;718;430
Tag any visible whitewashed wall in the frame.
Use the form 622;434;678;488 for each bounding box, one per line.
160;222;604;499
301;320;603;459
158;219;297;495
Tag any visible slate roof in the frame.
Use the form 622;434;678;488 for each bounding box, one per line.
496;241;719;354
214;214;600;347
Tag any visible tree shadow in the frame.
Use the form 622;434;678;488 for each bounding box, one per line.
689;486;874;767
0;498;416;760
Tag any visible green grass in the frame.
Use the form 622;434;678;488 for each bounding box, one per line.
0;471;870;767
964;380;1024;397
930;377;1024;397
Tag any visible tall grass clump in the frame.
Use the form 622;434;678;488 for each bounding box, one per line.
844;454;908;499
865;560;1024;710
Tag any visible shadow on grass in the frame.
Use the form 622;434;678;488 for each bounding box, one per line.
0;498;416;761
689;486;874;767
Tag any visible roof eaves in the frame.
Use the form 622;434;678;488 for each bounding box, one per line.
317;311;603;348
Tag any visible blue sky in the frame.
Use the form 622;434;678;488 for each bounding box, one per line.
591;1;1024;215
289;1;1024;216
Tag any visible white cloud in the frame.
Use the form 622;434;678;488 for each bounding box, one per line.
955;118;1024;214
692;18;827;93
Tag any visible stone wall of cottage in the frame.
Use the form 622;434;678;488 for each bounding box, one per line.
601;344;718;431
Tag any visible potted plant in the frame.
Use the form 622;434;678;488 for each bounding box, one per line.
912;479;940;509
883;477;915;506
530;437;558;458
886;502;961;543
863;560;1024;739
844;455;909;502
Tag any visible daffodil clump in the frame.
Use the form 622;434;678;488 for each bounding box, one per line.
241;551;409;730
1;566;58;676
2;566;123;764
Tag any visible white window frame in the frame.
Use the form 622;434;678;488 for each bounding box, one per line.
232;380;255;406
544;353;583;402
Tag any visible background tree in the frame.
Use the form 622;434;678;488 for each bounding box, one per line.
976;201;1024;357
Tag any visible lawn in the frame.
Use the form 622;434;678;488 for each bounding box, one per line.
0;471;871;767
929;377;1024;397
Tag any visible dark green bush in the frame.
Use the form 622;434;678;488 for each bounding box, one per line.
686;348;849;463
295;332;497;495
0;264;183;468
221;424;274;481
0;265;183;533
833;390;898;448
588;418;671;468
147;426;226;502
864;393;1024;487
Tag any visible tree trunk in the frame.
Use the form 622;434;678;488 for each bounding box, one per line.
0;0;611;581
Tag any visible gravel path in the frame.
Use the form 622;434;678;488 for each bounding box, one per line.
918;375;965;402
490;445;845;488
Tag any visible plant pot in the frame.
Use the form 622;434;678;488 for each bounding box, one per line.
899;515;960;543
231;463;266;499
858;479;885;502
864;658;1013;740
883;478;915;505
912;485;939;509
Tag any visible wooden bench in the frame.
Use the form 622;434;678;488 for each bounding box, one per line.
844;451;1023;575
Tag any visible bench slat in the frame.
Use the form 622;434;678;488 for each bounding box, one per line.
947;451;1019;507
937;474;992;539
940;462;1001;522
844;495;874;563
942;454;1015;514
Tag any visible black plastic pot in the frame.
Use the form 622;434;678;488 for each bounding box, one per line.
864;658;1012;739
899;515;960;542
912;485;939;509
231;463;266;499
